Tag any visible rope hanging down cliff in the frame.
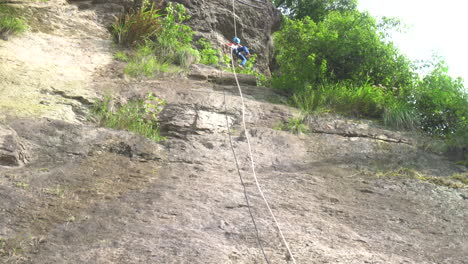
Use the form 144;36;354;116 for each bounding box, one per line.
228;0;298;262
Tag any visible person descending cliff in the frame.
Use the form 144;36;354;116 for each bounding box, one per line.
227;37;251;69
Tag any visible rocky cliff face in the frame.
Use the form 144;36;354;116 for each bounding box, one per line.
69;0;282;74
0;1;467;264
165;0;282;75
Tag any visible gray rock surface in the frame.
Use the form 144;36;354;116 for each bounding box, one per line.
167;0;282;75
0;124;28;167
0;1;467;264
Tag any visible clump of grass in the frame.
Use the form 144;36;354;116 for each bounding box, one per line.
113;51;129;62
378;168;467;189
450;173;468;185
274;115;309;135
383;101;420;130
0;5;28;40
124;43;169;77
90;93;166;141
174;46;200;68
111;4;162;47
290;85;323;114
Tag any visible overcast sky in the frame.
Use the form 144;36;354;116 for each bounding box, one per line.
358;0;468;84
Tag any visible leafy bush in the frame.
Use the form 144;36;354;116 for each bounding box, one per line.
412;60;467;136
290;85;323;114
273;0;357;21
91;93;166;141
273;12;415;91
0;5;27;39
153;2;193;64
197;38;220;66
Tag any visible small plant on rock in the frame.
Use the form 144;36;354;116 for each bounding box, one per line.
90;93;166;141
274;115;309;135
0;5;28;40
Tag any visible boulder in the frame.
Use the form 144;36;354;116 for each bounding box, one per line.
0;124;28;167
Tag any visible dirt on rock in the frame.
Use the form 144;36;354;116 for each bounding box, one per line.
1;1;467;264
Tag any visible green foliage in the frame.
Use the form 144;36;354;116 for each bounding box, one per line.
273;12;415;91
272;0;466;147
111;3;195;69
91;93;166;141
197;38;220;66
113;51;129;62
0;5;28;39
273;0;357;21
412;60;467;136
111;4;162;47
154;2;193;64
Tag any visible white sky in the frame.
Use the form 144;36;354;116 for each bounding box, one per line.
358;0;468;84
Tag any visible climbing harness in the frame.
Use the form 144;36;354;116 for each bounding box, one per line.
226;0;298;263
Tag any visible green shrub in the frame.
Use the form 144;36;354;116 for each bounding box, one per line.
197;38;220;66
412;60;467;136
273;13;415;92
91;93;166;141
154;2;193;63
0;5;27;39
111;5;162;47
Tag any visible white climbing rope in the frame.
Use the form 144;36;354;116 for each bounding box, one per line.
228;0;297;262
223;87;271;264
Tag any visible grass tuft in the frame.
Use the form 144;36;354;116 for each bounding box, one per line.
383;101;420;130
90;93;166;141
113;51;129;62
0;5;28;40
111;5;162;47
378;168;467;189
274;115;309;135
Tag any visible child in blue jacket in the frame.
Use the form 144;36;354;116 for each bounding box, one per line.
227;37;251;69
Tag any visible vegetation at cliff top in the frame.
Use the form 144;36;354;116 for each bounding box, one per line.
110;0;466;163
272;0;467;162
